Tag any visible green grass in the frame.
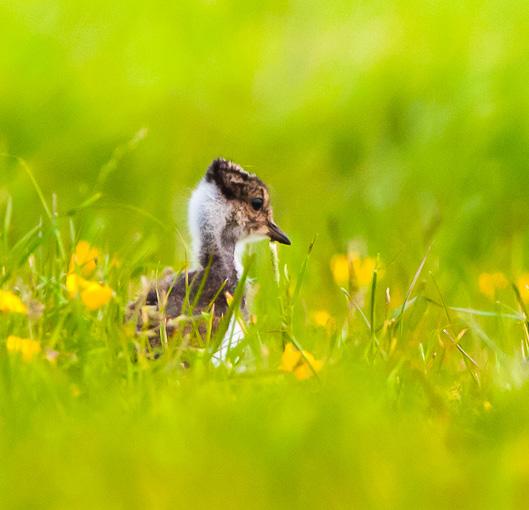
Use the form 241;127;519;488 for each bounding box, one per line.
3;1;529;508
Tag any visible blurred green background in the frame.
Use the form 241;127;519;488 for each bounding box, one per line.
3;0;529;273
3;1;529;508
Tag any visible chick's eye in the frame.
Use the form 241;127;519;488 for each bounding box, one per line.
251;197;263;211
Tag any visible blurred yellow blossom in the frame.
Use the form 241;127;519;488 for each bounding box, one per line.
330;255;349;286
66;273;84;298
517;274;529;303
280;342;322;380
330;252;378;288
312;309;331;327
478;272;508;299
67;274;112;310
0;290;27;314
66;242;113;310
6;335;41;362
80;281;113;310
69;240;100;277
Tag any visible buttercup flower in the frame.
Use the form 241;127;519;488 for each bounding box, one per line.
312;309;331;327
80;281;113;310
0;290;27;314
280;342;322;380
330;252;377;288
6;335;41;362
67;274;112;310
66;273;83;298
517;274;529;304
330;255;349;286
67;241;113;310
478;272;508;300
69;240;99;277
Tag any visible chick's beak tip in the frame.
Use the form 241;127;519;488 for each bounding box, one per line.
268;221;291;245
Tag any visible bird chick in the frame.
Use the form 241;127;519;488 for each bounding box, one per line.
128;158;290;357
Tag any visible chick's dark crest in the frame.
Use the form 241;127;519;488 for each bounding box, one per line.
128;158;290;354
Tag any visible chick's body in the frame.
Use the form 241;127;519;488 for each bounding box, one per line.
129;158;290;354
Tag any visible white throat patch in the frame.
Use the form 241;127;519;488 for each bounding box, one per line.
234;234;268;277
188;179;227;268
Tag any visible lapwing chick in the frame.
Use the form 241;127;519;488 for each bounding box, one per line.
129;158;290;357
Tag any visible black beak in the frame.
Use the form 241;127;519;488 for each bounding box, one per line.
267;221;291;245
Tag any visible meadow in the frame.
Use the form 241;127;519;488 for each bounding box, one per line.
2;1;529;508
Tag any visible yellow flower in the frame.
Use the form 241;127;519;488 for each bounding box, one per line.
280;342;323;380
478;272;508;299
330;254;349;286
517;274;529;303
330;252;378;288
66;241;113;310
281;343;301;372
80;281;113;310
69;240;99;277
66;273;83;298
67;274;112;310
0;290;27;314
312;309;331;327
6;335;41;362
